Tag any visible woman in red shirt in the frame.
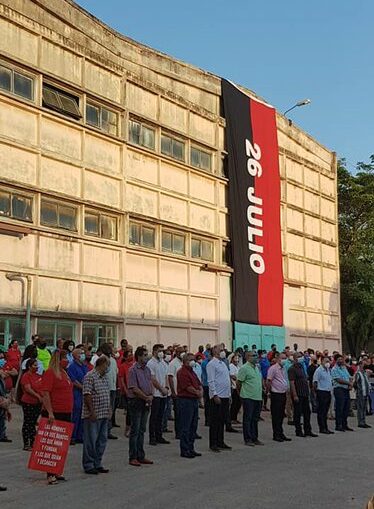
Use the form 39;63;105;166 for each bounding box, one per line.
6;339;22;389
41;350;73;485
118;348;134;437
20;358;43;451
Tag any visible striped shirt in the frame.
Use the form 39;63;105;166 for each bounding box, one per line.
288;363;310;398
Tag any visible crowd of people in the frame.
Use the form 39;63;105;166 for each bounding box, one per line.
0;336;373;488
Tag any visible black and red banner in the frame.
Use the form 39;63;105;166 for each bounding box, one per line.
222;79;283;326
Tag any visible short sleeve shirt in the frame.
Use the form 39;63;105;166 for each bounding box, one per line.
147;357;168;398
41;368;73;413
82;369;111;419
20;371;43;404
267;364;288;393
168;357;182;392
237;363;263;400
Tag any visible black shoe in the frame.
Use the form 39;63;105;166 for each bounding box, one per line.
210;446;221;453
245;440;255;446
175;435;180;440
112;424;121;428
149;440;157;446
335;427;345;432
194;434;202;439
0;438;12;443
287;421;294;426
218;443;232;450
296;432;305;437
85;469;98;475
107;434;118;440
326;430;334;434
191;451;202;457
96;467;110;473
181;453;195;458
305;432;318;437
226;427;239;433
281;435;292;441
319;430;330;434
253;440;264;446
358;424;371;429
364;424;372;428
157;438;170;444
344;427;354;432
273;437;284;442
0;486;7;491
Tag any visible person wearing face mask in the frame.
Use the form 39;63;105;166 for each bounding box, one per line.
331;354;354;432
206;345;232;452
21;344;44;375
118;347;135;437
36;337;52;371
307;356;319;413
67;348;88;445
6;339;21;388
62;339;75;366
237;351;264;446
259;350;271;412
40;350;73;484
0;363;12;443
288;352;318;438
201;349;212;427
177;353;203;458
229;354;242;425
168;346;184;439
19;358;43;450
147;344;170;446
266;353;291;442
313;356;333;434
353;360;371;429
162;350;173;434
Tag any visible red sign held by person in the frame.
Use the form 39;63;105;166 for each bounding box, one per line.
28;418;73;475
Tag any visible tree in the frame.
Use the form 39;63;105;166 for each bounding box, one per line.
338;156;374;355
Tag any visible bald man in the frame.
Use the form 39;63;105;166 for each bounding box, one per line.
68;348;89;444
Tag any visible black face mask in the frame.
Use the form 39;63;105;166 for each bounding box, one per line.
39;343;47;350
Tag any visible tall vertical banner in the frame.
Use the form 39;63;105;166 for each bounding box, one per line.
222;79;283;326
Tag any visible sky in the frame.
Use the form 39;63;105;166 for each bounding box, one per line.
76;0;374;172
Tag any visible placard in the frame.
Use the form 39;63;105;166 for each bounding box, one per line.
28;418;73;475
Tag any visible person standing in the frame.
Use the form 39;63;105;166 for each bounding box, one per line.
331;354;353;432
307;356;319;413
82;356;111;475
313;356;334;434
266;353;291;442
147;344;169;446
118;347;134;437
6;339;21;389
0;366;11;443
201;350;211;426
206;344;232;453
67;348;88;444
177;353;203;458
19;359;43;450
21;345;44;375
36;337;52;371
168;346;184;439
229;354;242;425
237;351;264;446
40;350;73;485
259;351;271;411
127;347;154;467
354;360;371;429
288;352;318;438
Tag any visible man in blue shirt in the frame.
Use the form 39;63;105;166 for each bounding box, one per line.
68;348;88;444
331;354;353;432
313;356;333;434
201;350;211;426
259;351;271;411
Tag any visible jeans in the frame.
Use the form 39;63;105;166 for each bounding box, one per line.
209;397;229;448
316;390;331;432
178;398;198;455
270;392;286;439
128;398;149;461
82;418;108;471
149;396;166;442
334;387;350;430
242;398;262;443
72;391;83;441
356;392;367;426
293;396;312;434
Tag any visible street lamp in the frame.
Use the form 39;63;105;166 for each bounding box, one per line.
283;99;311;116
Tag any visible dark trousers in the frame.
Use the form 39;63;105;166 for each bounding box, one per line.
21;403;41;447
41;411;71;477
128;398;149;461
230;389;242;421
293;396;312;434
316;390;331;432
242;398;262;443
0;408;6;440
72;393;83;442
334;387;350;430
111;389;119;426
162;396;172;432
310;388;318;412
356;392;367;426
173;397;180;438
209;397;229;448
178;397;198;455
108;390;117;435
270;392;286;439
203;386;210;425
149;396;166;442
82;418;108;471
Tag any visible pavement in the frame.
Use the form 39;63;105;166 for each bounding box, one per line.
0;405;373;509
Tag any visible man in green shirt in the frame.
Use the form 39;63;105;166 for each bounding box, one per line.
237;351;264;447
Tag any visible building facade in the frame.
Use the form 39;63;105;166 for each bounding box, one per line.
0;0;341;352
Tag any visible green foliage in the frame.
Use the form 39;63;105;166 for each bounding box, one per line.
338;156;374;355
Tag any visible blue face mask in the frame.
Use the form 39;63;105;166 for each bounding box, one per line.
80;354;86;362
0;359;5;368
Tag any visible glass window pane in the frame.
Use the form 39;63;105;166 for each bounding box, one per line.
85;212;99;236
98;325;116;344
41;201;58;226
0;318;5;347
172;139;185;161
141;226;155;248
86;103;99;126
200;151;211;171
161;135;172;156
9;320;26;347
129;120;141;144
12;195;32;221
191;147;200;168
14;72;33;100
162;231;172;252
191;238;201;258
57;323;74;342
141;126;155;150
0;66;11;91
37;321;55;348
173;234;185;254
129;223;140;245
201;240;213;261
0;191;11;217
59;205;76;231
82;325;97;348
58;93;81;118
102;108;117;135
101;215;117;240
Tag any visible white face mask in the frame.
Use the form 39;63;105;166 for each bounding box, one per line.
180;352;186;359
324;362;330;369
189;360;196;368
114;352;120;359
165;354;171;362
158;351;164;360
68;345;74;352
219;350;226;359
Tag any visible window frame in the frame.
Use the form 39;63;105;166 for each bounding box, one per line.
190;146;213;172
0;62;35;102
0;188;33;223
36;319;76;349
84;209;118;241
161;132;186;162
191;237;215;262
161;229;186;256
128;118;156;151
40;198;78;232
86;100;118;136
42;82;81;119
82;323;117;349
129;221;156;249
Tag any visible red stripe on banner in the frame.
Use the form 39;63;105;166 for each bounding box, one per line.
250;100;283;326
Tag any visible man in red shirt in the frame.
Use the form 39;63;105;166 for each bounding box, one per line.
176;353;203;459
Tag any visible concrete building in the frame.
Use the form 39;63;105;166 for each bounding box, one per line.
0;0;341;352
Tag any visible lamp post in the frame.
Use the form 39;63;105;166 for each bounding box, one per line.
283;99;311;116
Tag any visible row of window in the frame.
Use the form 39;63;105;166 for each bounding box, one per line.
0;317;116;350
0;63;216;174
0;189;220;262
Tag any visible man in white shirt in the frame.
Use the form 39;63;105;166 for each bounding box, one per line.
168;346;184;439
206;344;232;452
147;344;170;446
